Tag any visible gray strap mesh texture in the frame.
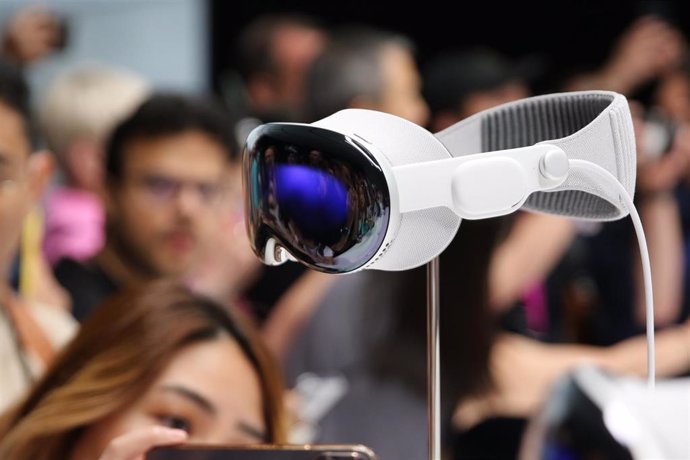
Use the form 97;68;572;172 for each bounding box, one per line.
481;92;632;220
481;93;612;149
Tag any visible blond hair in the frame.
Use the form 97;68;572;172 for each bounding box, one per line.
39;66;149;161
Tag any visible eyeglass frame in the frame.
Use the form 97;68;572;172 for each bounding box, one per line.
122;173;229;207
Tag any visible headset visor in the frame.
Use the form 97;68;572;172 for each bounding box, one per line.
243;124;390;273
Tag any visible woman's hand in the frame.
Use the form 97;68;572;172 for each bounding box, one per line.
97;426;187;460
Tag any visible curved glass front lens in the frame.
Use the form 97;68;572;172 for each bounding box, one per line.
274;164;349;244
243;124;390;273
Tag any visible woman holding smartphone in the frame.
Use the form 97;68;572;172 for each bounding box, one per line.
0;281;285;459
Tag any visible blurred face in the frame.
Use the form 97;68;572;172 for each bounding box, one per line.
107;130;228;278
70;337;265;459
186;162;262;300
377;44;429;126
272;24;327;109
0;101;32;276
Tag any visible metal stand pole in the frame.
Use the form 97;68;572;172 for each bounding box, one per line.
427;257;441;460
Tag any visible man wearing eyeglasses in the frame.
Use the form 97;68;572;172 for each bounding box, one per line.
54;94;237;321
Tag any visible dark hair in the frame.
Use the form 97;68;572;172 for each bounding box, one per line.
422;48;530;116
0;58;37;148
236;13;324;82
371;218;501;416
304;25;414;122
0;281;285;458
105;93;237;182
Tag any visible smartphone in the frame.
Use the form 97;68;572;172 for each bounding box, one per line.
146;444;378;460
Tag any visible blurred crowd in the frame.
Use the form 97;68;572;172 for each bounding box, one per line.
0;4;689;460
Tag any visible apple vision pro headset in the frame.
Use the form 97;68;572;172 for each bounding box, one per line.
243;90;655;385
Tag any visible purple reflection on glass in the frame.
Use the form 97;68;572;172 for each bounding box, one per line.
274;164;349;241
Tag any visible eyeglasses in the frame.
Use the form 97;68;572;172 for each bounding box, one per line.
131;175;225;206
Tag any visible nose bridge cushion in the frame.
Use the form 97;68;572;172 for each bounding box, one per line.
479;91;636;221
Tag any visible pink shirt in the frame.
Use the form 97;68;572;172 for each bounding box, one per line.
522;282;549;335
42;187;105;266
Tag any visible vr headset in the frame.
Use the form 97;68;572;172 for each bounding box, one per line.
243;91;636;274
522;367;690;459
243;90;656;385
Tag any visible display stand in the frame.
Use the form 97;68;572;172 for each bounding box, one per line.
426;257;441;460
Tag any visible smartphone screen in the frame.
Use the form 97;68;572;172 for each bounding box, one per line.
147;445;377;460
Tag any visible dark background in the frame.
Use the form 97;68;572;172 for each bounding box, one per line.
211;0;690;94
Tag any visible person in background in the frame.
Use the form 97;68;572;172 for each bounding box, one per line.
453;317;690;433
184;129;263;309
1;5;65;67
39;66;149;266
562;15;688;343
54;93;236;321
424;48;531;133
234;13;328;126
649;57;690;324
422;48;578;457
565;15;685;95
303;26;428;124
274;26;473;460
0;58;76;414
420;46;690;458
0;5;72;312
654;57;690;124
232;14;329;326
0;281;285;460
268;24;430;359
423;48;575;333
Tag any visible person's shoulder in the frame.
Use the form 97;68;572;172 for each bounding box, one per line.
25;301;78;347
53;257;118;322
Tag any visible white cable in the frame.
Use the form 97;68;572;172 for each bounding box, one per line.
569;160;655;388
